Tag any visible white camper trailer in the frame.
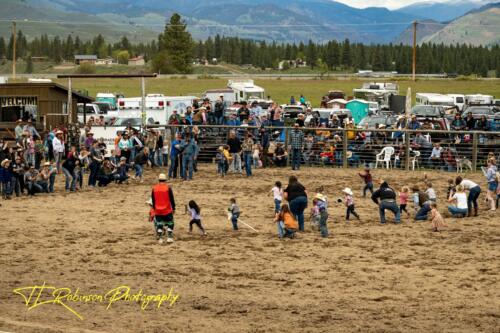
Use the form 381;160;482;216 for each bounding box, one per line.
415;93;455;107
353;82;399;109
117;94;196;124
465;94;494;106
447;94;466;112
227;80;266;102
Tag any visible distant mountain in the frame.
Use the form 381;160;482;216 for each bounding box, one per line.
1;0;497;45
421;2;500;46
0;0;158;42
396;0;491;22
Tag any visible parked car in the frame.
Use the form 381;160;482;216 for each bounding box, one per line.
77;103;101;123
411;105;445;118
358;115;397;129
281;105;306;120
462;106;497;120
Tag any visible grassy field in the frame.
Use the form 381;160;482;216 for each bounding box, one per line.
49;77;500;107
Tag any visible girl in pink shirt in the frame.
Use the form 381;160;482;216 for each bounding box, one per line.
399;186;410;218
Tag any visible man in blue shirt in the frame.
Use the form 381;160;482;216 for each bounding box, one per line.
168;133;184;179
181;134;197;181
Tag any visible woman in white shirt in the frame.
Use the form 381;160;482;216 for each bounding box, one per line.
455;176;481;216
448;184;468;217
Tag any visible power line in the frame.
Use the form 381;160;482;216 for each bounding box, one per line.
1;18;500;28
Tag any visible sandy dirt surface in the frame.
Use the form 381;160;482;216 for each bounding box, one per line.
0;165;499;333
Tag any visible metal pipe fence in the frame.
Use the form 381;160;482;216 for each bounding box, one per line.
149;124;499;172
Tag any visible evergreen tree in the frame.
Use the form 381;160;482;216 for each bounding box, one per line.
156;13;194;74
341;38;351;69
25;55;34;74
0;37;6;59
306;40;317;69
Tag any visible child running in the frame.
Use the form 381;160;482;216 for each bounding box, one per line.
343;187;360;221
310;198;320;231
399;186;411;218
228;198;240;230
314;193;329;237
270;181;283;213
358;167;373;197
274;203;298;239
215;146;228;177
426;182;437;202
430;202;447;232
187;200;207;235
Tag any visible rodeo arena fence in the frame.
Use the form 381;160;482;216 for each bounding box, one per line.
149;124;499;172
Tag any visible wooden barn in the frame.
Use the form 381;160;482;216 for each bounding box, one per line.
0;82;93;137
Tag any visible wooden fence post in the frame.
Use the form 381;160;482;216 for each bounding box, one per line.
405;130;411;171
472;132;478;172
342;129;348;168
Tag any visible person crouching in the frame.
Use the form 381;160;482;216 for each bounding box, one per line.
274;203;298;239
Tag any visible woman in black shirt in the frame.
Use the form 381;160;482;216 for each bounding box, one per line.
284;175;308;231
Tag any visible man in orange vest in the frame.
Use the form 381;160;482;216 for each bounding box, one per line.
151;173;176;243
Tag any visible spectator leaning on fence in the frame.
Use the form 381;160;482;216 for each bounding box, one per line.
290;123;305;171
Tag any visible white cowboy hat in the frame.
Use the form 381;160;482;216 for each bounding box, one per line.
342;187;354;196
1;159;10;167
346;151;353;159
314;193;326;201
158;173;167;181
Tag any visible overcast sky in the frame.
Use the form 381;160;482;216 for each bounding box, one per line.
334;0;483;9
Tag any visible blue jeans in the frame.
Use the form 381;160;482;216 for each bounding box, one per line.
291;148;301;170
289;196;308;231
415;203;431;221
243;152;252;176
62;167;76;191
168;155;178;178
1;180;11;197
274;199;281;213
363;182;373;197
182;155;194;180
216;115;225;125
276;221;285;238
448;206;468;216
319;211;329;237
134;164;144;178
231;212;239;230
379;201;401;223
49;172;56;193
88;161;100;186
468;186;481;212
148;149;156;166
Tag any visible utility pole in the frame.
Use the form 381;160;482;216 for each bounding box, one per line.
12;21;16;79
412;20;417;82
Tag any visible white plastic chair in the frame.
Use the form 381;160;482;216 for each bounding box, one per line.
411;150;420;170
375;146;395;169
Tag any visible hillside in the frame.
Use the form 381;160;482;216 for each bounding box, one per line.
421;3;500;46
393;20;443;45
396;0;490;22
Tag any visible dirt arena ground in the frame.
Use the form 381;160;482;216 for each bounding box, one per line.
0;165;498;333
